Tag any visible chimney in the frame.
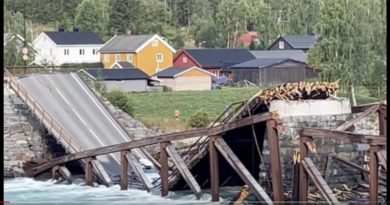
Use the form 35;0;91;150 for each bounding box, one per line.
127;30;132;35
58;26;65;32
73;26;80;32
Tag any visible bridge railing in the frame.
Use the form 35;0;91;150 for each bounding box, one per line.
4;68;83;153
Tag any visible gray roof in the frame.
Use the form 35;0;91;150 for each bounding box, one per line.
116;62;135;68
44;31;103;45
154;67;190;78
99;35;154;52
229;58;305;69
183;48;256;69
86;68;150;80
250;50;307;63
279;35;317;49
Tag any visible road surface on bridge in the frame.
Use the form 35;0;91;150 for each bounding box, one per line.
18;73;148;183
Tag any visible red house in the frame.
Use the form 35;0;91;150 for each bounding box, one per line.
173;48;256;79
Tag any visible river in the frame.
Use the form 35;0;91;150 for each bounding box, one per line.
4;176;244;204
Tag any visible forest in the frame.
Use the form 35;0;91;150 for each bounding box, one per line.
3;0;387;100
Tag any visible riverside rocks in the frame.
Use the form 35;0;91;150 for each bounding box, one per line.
4;85;51;177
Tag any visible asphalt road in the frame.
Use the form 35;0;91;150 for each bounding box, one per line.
18;73;148;183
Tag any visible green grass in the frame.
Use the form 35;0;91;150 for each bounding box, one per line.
125;85;381;132
128;87;259;122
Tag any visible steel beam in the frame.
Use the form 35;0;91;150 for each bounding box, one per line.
214;137;272;204
301;158;339;204
165;143;202;199
209;136;219;202
120;150;129;190
266;119;284;203
160;142;169;197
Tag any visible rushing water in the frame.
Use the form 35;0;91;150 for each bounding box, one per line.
5;176;243;204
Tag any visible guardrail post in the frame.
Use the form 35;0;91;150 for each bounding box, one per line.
85;157;94;186
160;142;169;197
120;150;129;190
209;135;219;202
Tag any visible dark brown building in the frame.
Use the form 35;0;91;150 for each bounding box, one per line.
228;58;318;87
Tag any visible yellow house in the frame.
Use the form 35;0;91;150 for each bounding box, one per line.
98;34;176;76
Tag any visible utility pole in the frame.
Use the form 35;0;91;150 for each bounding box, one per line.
22;1;29;74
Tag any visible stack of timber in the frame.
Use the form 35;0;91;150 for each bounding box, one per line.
165;81;340;189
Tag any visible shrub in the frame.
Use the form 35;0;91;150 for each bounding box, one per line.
104;90;134;115
188;111;210;128
162;86;172;92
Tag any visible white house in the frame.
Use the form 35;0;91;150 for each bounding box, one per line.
32;29;104;66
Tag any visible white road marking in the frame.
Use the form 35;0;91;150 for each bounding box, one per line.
72;108;88;126
71;73;145;158
56;88;71;106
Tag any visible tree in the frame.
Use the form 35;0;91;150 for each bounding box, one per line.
193;19;224;48
107;0;144;35
75;0;109;38
308;0;385;104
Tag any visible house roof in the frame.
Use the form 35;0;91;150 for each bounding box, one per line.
99;34;176;53
250;50;307;63
269;35;317;50
99;35;153;52
85;68;150;80
180;48;256;69
229;58;306;69
113;61;135;68
154;66;215;78
43;31;103;45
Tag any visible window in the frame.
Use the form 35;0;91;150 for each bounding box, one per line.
92;49;97;55
156;53;163;62
279;41;284;49
127;54;132;62
182;56;187;63
115;54;120;61
79;49;85;55
64;49;69;55
104;54;109;63
152;39;159;47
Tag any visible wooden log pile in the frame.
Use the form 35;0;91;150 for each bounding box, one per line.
257;81;340;104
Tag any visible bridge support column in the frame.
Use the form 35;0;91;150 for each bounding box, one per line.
209;136;219;202
120;150;129;190
369;145;380;204
266;119;284;203
85;157;94;186
160;142;169;197
299;136;310;202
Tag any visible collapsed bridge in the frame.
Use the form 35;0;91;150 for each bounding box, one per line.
11;70;386;204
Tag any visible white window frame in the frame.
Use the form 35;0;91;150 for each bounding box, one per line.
127;54;133;62
156;53;163;62
182;56;187;63
64;49;69;55
279;41;285;49
79;49;85;55
115;54;120;62
152;39;158;47
93;49;97;55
